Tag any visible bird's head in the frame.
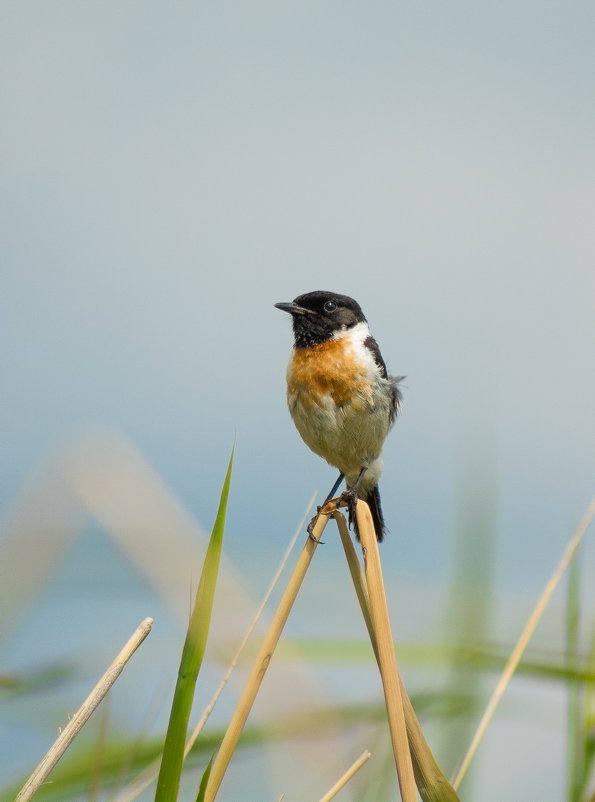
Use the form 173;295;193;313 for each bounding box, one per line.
275;291;366;348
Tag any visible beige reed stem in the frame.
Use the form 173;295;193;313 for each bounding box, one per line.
354;500;417;802
317;749;372;802
203;510;330;801
452;495;595;789
16;617;153;802
335;512;459;801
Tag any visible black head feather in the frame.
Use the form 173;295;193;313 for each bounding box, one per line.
275;290;366;348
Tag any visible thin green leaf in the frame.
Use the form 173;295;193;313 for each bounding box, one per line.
0;663;75;698
195;755;213;802
580;630;595;799
275;638;595;684
566;551;583;801
155;449;234;802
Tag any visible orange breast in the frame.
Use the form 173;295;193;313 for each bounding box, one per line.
287;339;372;408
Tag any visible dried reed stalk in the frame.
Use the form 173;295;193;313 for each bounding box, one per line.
15;617;153;802
335;512;460;802
203;510;331;801
354;499;417;802
318;749;372;802
452;495;595;790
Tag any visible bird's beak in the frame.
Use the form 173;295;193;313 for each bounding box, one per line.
274;302;311;316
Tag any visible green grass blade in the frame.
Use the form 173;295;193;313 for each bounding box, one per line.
276;637;595;684
583;632;595;797
441;463;497;792
195;756;213;802
0;662;75;698
566;550;582;802
154;449;234;802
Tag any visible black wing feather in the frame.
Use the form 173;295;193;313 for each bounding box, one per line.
364;334;404;425
363;334;388;377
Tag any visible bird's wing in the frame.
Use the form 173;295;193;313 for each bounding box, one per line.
363;335;388;377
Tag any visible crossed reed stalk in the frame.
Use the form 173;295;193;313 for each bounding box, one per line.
202;498;458;802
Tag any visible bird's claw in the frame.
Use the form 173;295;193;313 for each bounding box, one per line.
338;488;359;529
307;510;325;544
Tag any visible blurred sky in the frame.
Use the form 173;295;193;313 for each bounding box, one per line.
1;2;594;798
2;0;593;575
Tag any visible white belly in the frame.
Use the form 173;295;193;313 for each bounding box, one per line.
289;383;392;489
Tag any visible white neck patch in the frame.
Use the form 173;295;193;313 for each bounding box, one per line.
332;320;370;343
333;321;378;371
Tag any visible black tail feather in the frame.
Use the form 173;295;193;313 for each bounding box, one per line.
353;484;386;542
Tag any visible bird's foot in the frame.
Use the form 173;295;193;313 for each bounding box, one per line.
307;507;325;543
306;496;345;542
338;487;359;530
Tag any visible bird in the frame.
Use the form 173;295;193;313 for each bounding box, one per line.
275;290;402;541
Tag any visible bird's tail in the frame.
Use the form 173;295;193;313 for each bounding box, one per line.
354;484;386;542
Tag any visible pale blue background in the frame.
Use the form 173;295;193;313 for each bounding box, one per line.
1;2;594;800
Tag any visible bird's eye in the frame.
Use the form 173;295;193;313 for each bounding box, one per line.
323;300;338;312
